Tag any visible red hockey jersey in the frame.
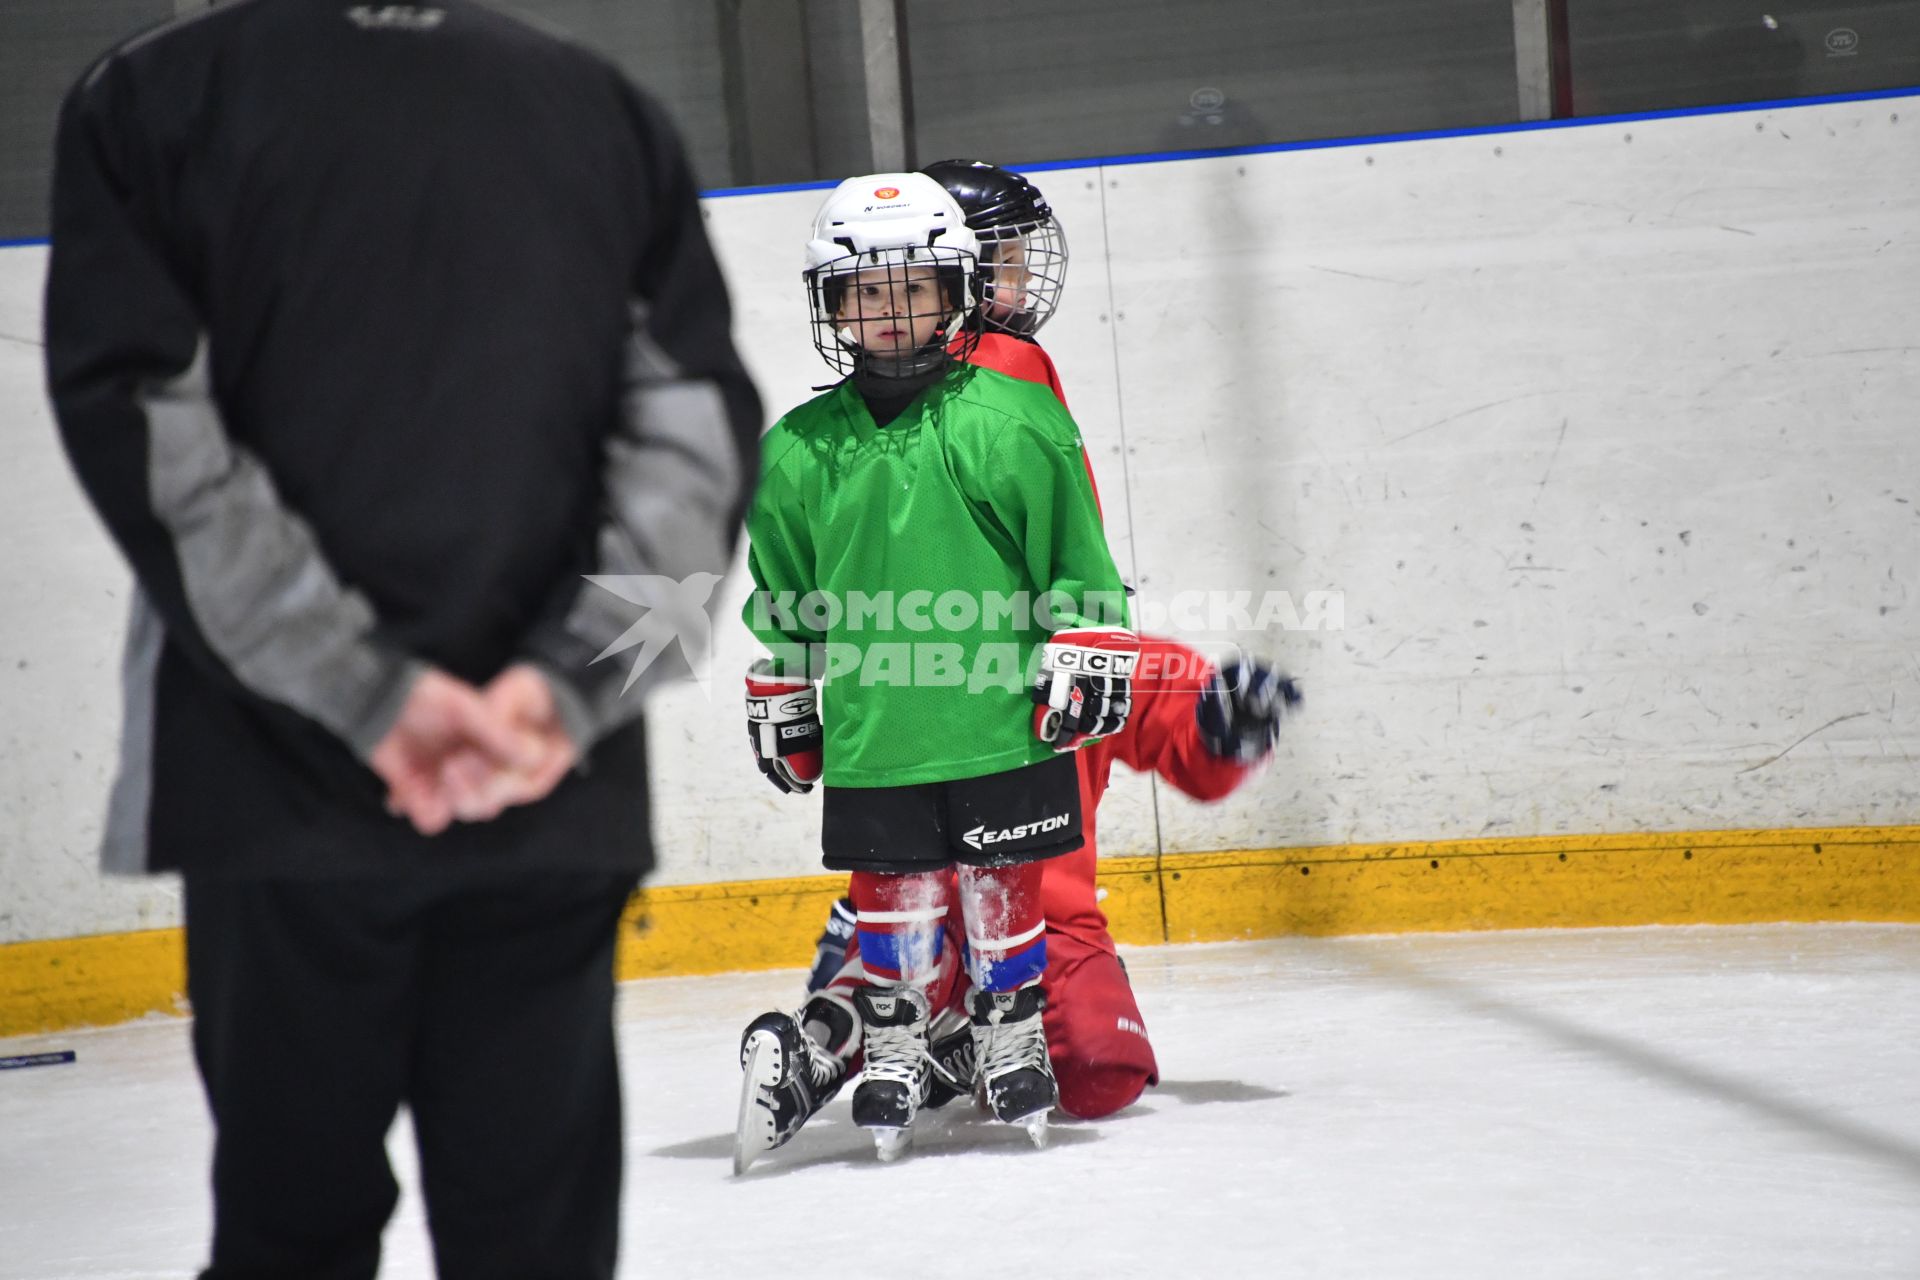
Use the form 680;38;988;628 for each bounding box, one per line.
966;332;1069;407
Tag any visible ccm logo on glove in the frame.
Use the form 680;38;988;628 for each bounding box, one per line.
1032;627;1140;752
1047;646;1137;676
745;660;823;794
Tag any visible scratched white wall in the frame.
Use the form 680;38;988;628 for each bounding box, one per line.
0;243;170;944
2;94;1915;945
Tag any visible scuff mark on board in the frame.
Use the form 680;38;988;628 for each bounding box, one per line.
1736;711;1872;775
1391;392;1562;445
1533;418;1569;504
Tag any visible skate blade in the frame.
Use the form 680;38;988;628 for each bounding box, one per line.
988;1098;1052;1147
732;1037;782;1176
870;1127;913;1163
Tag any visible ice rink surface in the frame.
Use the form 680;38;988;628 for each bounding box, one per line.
3;923;1917;1278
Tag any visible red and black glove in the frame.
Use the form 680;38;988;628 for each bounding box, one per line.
1031;627;1140;752
745;660;823;794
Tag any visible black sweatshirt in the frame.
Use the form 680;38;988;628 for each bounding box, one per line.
42;0;761;879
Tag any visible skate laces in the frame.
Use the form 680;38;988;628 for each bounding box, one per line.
927;1010;976;1089
976;997;1048;1080
803;1027;844;1089
799;993;858;1085
861;1017;931;1092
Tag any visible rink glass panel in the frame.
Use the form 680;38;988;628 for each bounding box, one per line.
10;1;1918;242
1566;0;1920;116
899;0;1521;165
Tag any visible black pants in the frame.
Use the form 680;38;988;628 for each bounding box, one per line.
184;871;637;1280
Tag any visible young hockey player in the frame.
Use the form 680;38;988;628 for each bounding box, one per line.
734;162;1300;1174
921;159;1073;404
736;171;1137;1166
814;641;1292;1064
745;649;1295;1172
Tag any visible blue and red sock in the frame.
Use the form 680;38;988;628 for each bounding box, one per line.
848;869;950;989
957;862;1047;993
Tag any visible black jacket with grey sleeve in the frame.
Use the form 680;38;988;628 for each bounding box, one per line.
42;0;761;879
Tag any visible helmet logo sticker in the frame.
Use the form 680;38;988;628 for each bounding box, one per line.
874;186;900;199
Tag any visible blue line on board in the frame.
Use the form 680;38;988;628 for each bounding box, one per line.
1003;84;1919;176
701;177;841;199
696;84;1918;197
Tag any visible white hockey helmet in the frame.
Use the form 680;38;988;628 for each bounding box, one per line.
804;172;981;378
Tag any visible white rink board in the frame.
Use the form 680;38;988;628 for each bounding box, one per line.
0;244;175;943
1108;102;1920;854
0;95;1916;943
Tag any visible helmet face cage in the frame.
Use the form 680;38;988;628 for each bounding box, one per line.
974;216;1068;337
807;244;981;378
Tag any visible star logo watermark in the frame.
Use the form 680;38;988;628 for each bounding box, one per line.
584;572;724;697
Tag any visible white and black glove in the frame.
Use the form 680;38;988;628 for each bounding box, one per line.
1031;627;1140;752
1196;661;1299;764
745;659;823;794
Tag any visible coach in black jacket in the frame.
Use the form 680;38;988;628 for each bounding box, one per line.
42;2;760;1276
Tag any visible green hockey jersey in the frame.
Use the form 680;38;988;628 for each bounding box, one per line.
744;363;1127;788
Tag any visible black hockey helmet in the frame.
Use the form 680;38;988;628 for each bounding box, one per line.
920;159;1053;233
919;159;1067;336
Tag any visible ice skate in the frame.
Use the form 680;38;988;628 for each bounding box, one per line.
922;1004;977;1111
733;994;855;1175
969;983;1056;1145
850;985;933;1161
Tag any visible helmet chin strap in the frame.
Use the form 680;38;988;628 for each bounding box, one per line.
854;350;945;379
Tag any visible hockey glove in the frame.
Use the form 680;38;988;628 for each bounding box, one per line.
745;660;823;794
804;897;857;995
1196;661;1300;764
1031;627;1140;752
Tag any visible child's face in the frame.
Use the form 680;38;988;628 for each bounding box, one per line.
834;265;948;355
980;239;1031;326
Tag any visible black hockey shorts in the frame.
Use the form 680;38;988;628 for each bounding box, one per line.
820;753;1083;873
